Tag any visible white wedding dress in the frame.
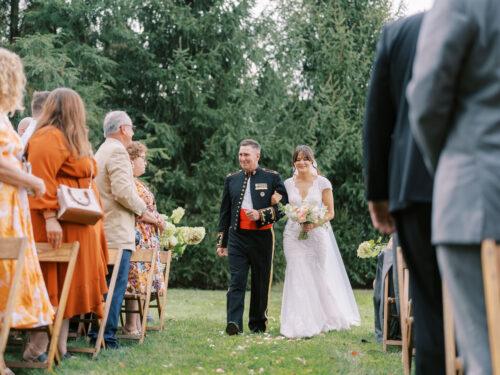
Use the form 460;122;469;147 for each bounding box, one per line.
280;175;361;338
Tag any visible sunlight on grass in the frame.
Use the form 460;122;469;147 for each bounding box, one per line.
19;286;402;374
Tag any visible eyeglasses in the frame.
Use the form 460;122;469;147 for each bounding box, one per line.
121;124;135;131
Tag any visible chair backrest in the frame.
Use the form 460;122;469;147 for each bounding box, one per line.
0;238;26;324
481;239;500;374
0;237;26;358
0;238;26;260
130;249;156;263
158;250;171;265
36;242;80;263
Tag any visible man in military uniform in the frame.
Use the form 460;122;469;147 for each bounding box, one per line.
217;139;288;335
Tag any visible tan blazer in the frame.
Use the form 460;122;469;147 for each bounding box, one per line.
95;138;146;250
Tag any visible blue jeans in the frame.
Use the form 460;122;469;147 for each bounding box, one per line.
89;249;132;346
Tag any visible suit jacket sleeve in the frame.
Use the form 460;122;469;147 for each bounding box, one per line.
107;147;147;216
217;176;231;248
363;25;395;201
257;173;288;226
407;0;476;173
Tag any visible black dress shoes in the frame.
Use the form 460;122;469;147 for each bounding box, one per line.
225;322;240;336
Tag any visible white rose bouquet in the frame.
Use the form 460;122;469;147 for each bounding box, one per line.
159;207;206;258
280;202;327;240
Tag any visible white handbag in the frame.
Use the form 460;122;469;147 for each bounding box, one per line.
56;170;103;225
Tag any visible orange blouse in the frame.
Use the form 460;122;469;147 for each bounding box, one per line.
27;126;108;318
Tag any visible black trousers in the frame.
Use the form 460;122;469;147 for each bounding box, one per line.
394;203;445;375
227;228;274;332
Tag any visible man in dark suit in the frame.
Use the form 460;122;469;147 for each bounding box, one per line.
217;139;288;335
408;0;499;371
363;13;445;374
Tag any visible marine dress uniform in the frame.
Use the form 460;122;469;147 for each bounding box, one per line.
217;166;288;333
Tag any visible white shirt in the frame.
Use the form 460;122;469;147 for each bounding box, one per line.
21;119;37;149
241;177;254;210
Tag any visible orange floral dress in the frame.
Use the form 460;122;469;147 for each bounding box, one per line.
27;125;109;319
126;179;165;295
0;114;54;328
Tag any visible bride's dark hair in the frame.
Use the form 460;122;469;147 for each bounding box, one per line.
292;145;320;174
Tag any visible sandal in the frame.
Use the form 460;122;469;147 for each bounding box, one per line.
22;351;48;363
121;327;141;336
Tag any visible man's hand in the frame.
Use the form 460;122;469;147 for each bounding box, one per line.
216;247;228;257
245;209;260;221
368;201;396;234
138;211;157;224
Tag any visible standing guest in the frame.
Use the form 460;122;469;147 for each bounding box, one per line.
408;0;499;372
123;141;166;335
24;88;109;360
17;91;50;147
362;13;445;374
90;111;157;348
216;139;288;335
0;47;54;373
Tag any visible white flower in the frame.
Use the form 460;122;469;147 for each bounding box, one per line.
164;221;176;238
170;207;185;224
168;236;178;249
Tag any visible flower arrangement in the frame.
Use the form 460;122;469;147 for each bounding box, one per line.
279;202;327;240
159;207;206;258
356;238;387;259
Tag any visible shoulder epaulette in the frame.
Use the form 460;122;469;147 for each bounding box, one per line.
262;168;279;175
226;170;242;177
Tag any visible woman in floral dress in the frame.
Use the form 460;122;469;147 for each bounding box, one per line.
123;141;165;334
0;48;54;372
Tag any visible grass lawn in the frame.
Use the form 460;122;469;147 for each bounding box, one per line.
16;286;402;374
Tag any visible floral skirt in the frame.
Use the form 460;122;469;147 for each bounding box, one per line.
126;252;165;296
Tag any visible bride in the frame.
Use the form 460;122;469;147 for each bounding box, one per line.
276;145;360;338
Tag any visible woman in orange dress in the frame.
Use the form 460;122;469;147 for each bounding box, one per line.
0;47;55;373
24;88;108;359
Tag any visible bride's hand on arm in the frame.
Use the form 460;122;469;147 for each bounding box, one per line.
271;191;282;205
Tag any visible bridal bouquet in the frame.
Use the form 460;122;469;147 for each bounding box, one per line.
159;207;206;258
280;202;327;240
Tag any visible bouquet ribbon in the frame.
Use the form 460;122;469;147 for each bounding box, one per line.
239;209;272;230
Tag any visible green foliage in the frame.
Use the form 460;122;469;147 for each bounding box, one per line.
0;0;391;288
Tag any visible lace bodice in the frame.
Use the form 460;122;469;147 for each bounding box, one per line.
284;175;332;208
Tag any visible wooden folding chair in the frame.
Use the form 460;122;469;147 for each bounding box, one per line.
68;247;123;358
118;249;157;344
147;250;172;332
396;246;414;375
0;238;26;375
382;270;402;351
443;282;464;375
7;242;79;372
481;239;500;375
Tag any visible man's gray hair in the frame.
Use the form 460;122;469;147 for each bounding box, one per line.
103;111;132;137
239;139;261;152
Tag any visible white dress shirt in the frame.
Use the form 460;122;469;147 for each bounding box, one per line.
241;177;254;210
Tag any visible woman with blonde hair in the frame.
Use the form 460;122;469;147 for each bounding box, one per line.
0;48;54;373
24;88;109;359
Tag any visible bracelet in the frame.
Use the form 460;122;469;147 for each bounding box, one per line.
43;211;57;220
